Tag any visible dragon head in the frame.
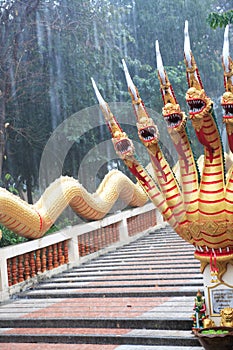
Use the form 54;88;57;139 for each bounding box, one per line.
222;91;233;153
162;102;187;134
186;87;214;160
186;87;212;120
221;29;233;153
222;91;233;122
184;26;212;124
136;116;159;149
112;130;135;160
121;59;160;152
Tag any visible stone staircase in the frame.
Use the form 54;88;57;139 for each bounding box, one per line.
0;225;204;349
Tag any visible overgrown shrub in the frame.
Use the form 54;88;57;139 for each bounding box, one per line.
0;225;28;247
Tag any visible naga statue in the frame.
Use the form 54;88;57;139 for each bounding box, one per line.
0;171;147;239
92;22;233;285
1;21;233;292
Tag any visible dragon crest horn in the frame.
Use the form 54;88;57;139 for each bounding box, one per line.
122;59;149;122
155;40;177;105
91;77;122;136
222;25;233;93
184;20;203;90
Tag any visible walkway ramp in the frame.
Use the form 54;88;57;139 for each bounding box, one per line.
0;226;204;349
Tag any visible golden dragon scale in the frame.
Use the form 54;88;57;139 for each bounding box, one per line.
0;171;148;239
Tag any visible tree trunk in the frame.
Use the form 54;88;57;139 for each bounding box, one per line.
0;89;6;179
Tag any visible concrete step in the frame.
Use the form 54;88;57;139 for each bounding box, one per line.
0;345;204;350
98;250;195;258
0;329;200;346
70;265;200;273
0;226;204;348
0;317;193;330
17;288;201;299
65;267;199;274
32;280;203;290
106;347;203;350
47;274;202;282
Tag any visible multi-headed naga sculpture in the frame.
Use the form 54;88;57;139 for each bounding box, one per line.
92;22;233;282
0;22;233;282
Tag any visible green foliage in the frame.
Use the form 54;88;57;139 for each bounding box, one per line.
0;223;65;247
0;173;19;195
201;329;229;334
207;10;233;29
0;221;72;247
0;225;28;247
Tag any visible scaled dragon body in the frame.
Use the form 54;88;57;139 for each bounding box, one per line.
92;23;233;281
1;23;233;281
0;171;147;239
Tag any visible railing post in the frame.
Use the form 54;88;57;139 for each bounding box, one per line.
156;209;164;227
0;257;9;301
67;236;79;267
119;217;129;243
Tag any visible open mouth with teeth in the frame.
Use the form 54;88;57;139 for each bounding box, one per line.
187;98;206;115
164;113;182;128
222;103;233;119
139;126;157;142
115;139;132;155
